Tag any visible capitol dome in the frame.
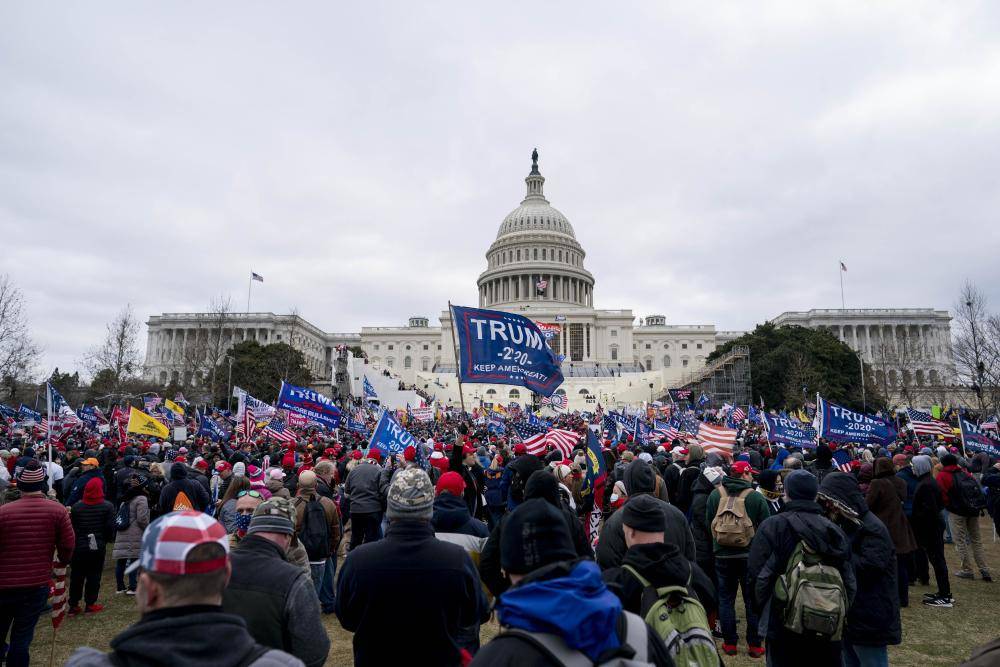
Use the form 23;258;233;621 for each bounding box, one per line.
477;150;595;309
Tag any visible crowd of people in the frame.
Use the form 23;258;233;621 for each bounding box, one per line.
1;404;999;667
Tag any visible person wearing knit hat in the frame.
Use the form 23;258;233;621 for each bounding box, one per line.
232;461;246;477
748;468;855;666
67;476;116;615
476;497;672;666
336;467;489;666
222;496;331;667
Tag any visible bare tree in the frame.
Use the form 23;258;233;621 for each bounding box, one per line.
953;281;1000;414
178;295;234;402
871;336;922;408
83;304;142;393
0;274;40;399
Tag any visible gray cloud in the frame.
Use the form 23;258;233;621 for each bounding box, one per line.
1;1;998;376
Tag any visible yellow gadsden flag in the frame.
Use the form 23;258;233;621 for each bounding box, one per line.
164;398;184;417
127;407;170;439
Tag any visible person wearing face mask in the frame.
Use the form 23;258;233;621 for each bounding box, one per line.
222;498;329;667
229;490;265;547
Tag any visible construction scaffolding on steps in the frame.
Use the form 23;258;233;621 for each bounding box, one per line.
666;345;752;409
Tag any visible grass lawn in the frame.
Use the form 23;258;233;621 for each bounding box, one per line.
28;517;1000;666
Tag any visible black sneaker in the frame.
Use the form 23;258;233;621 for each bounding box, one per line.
981;572;992;583
922;596;953;608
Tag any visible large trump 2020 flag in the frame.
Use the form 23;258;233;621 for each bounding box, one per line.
451;305;564;397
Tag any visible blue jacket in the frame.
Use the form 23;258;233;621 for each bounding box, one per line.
896;466;920;516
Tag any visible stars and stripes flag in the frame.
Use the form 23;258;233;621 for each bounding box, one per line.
541;393;567;410
536;279;548;294
251;271;264;282
983;417;999;432
513;422;581;457
262;417;297;444
906;409;953;437
653;419;684;443
832;448;853;473
237;408;258;442
696;422;736;458
51;559;69;629
601;413;619;435
731;407;747;423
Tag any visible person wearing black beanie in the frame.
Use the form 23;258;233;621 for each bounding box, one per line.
474;499;674;666
807;444;837;486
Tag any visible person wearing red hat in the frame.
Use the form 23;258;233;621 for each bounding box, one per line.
68;478;116;616
449;426;484;519
705;460;770;657
512;443;528;456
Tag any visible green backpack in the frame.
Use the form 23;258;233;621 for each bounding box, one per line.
773;534;847;641
623;565;720;667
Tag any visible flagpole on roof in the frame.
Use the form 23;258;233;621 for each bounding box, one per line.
839;260;846;309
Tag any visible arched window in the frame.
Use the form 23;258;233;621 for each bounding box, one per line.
578;388;590;395
516;249;521;261
509;389;520;399
663;355;671;367
421;358;429;371
159;371;167;384
533;248;538;260
404;356;412;369
915;369;925;386
486;388;497;397
929;369;940;384
559;250;563;261
542;249;546;260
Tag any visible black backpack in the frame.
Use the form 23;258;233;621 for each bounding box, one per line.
115;500;132;531
299;499;331;560
948;471;987;517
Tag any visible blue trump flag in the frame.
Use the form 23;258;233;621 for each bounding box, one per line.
18;405;41;423
276;381;342;429
959;417;1000;457
816;395;895;446
346;417;368;435
451;305;564;397
369;409;418;457
197;410;228;441
363;376;378;400
762;413;817;449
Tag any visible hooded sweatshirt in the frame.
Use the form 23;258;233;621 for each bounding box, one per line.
63;605;302;667
70;478;115;551
602;541;717;616
158;462;210;513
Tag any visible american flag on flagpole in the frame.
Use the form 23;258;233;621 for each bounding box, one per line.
262;417;297;444
541;393;567;410
731;407;746;423
513;422;580;457
832;448;853;473
906;409;953;437
696;422;736;458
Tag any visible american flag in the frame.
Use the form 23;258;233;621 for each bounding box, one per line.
653;419;684;443
678;411;701;435
980;416;997;432
731;407;747;423
696;422;736;458
832;448;853;473
513;422;580;457
536;279;548;293
262;418;297;444
906;409;952;437
236;408;258;442
51;559;69;629
601;413;618;435
541;393;567;410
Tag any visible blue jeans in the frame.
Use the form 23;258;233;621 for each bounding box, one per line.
942;509;953;542
716;557;760;646
0;586;49;667
842;641;888;667
309;557;337;613
115;558;138;592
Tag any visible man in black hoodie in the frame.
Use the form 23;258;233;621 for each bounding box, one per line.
65;512;302;667
158;462;210;513
817;472;900;667
597;460;695;569
602;494;717;618
748;469;856;667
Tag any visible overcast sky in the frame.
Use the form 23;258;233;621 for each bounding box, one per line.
2;2;999;378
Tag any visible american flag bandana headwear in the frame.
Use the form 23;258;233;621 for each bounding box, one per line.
126;511;229;577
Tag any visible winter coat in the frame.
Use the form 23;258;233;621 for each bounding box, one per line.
344;462;383;515
449;442;485;518
602;541;717;617
818;473;900;647
675;463;702;514
688;472;717;564
291;491;342;557
336;520;489;667
806;460;837;486
432;492;489;540
112;490;150;561
158;464;210;513
503;455;546;511
982;468;1000;519
470;559;673;667
911;473;946;547
705;475;772;558
70;498;116;552
896;465;920;516
747;499;856;644
483;467;505;508
64;606;305;667
65;468;105;506
223;535;329;667
663;461;683;505
0;495;75;589
866;461;916;555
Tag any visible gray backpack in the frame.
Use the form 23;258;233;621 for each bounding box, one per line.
500;610;653;666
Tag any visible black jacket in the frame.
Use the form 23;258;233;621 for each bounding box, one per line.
747;500;856;644
65;468;105;506
158;464;210;513
602;541;717;617
662;462;683;505
819;472;900;647
449;442;485;518
64;605;302;667
432;492;489;538
69;500;116;551
675;464;702;515
688;473;716;565
911;473;946;546
335;520;488;667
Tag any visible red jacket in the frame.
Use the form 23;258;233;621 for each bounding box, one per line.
0;495;75;589
936;464;963;507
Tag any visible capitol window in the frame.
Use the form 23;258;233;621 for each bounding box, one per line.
610;346;618;360
405;345;411;350
486;389;497;397
534;249;538;260
509;389;520;399
645;343;651;349
437;344;442;350
404;356;412;369
697;343;702;349
682;358;689;368
644;359;652;371
421;358;429;371
542;249;546;260
681;343;688;349
663;355;671;367
423;344;428;350
517;249;521;260
663;343;669;349
374;344;380;350
610;329;617;337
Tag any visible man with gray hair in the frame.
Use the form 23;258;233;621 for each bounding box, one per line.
336;468;488;666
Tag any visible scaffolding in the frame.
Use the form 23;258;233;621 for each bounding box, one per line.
668;345;751;409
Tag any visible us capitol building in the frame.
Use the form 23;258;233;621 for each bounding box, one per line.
144;152;956;410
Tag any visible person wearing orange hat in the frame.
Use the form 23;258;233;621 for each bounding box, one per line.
64;457;105;507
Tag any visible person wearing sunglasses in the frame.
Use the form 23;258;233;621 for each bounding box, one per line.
230;490;265;547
